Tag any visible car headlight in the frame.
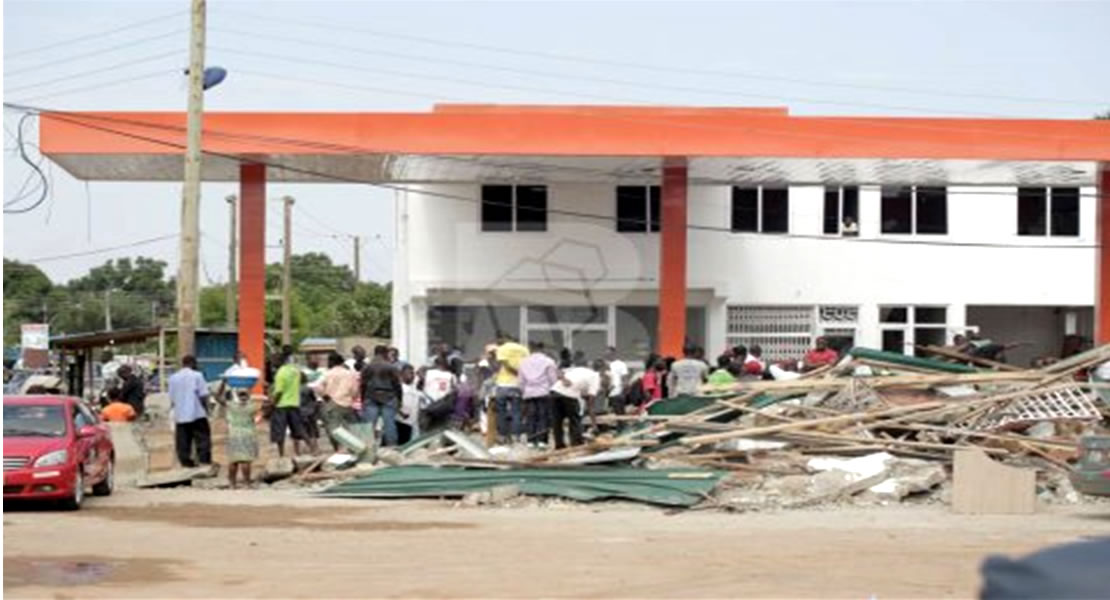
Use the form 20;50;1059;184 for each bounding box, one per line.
33;449;68;468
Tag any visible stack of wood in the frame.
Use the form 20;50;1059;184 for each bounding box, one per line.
584;344;1110;475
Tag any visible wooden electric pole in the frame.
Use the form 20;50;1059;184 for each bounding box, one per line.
352;235;360;282
226;194;237;327
177;0;206;359
281;195;294;345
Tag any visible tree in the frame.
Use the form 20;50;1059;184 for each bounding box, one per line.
1097;109;1110;120
3;260;53;343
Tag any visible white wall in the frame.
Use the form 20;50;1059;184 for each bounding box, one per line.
394;182;1096;359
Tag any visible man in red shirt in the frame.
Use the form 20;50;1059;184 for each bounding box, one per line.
803;336;840;371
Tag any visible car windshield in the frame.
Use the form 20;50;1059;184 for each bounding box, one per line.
3;404;67;438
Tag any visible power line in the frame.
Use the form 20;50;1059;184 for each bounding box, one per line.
5;113;49;214
19;105;1103;251
5;29;185;78
8;71;175;104
21;234;178;263
214;6;1104;108
7;50;182;95
6;9;185;59
212;33;1017;118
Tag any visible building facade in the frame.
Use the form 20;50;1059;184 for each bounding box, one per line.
393;181;1095;366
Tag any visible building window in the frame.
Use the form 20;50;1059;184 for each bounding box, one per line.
427;305;522;361
881;185;947;235
880;305;947;356
731;186;789;234
823;186;859;235
1017;187;1080;237
615;186;661;232
481;184;548;232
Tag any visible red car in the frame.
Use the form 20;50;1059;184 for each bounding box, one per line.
3;395;115;509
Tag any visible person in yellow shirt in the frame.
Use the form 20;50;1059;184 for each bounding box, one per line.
493;334;530;444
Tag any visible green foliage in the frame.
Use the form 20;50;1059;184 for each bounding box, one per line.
3;252;390;345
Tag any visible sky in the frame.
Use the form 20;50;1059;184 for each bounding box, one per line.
3;0;1109;285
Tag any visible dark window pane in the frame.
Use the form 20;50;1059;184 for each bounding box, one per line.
649;186;661;232
914;306;946;324
1017;187;1047;236
616;186;647;232
761;187;789;233
882;329;906;354
880;306;908;323
913;328;947;356
527;306;605;325
881;186;912;234
428;305;520;361
842;186;859;222
731;187;759;232
481;185;513;232
1050;187;1080;237
823;187;840;234
515;185;547;231
915;186;947;234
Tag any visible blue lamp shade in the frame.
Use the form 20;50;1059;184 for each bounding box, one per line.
202;67;227;90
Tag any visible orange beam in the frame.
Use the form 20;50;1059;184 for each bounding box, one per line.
658;157;688;357
239;163;266;394
39;110;1110;161
1098;162;1110;344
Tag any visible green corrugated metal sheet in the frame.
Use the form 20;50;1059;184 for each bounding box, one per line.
319;465;723;507
847;346;978;373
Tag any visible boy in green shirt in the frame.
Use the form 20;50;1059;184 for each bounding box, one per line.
270;345;315;457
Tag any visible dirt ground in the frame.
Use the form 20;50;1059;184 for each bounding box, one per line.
4;487;1109;599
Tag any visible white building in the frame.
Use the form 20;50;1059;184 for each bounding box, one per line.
393;178;1095;367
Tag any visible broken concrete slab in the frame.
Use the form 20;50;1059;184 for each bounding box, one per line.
867;463;947;501
263;457;295;482
106;422;148;487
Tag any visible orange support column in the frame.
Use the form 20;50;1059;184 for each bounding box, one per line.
239;163;266;392
1098;162;1110;344
658;157;688;357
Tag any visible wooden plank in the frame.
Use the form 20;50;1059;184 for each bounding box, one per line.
679;402;945;446
708;371;1041;396
952;447;1035;514
916;344;1021;371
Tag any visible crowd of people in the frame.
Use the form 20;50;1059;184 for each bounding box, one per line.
154;335;853;486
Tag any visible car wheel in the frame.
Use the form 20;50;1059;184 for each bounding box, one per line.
60;469;84;510
92;460;114;496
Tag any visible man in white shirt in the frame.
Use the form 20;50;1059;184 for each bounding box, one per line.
549;354;601;449
422;356;457;403
519;342;559;447
667;344;709;397
604;346;630;414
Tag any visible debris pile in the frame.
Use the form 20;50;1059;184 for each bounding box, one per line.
304;345;1110;510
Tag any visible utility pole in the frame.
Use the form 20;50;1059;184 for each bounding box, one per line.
226;194;237;327
281;195;294;345
352;235;361;282
177;0;206;359
104;289;112;331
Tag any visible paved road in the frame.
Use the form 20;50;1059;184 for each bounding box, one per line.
4;488;1109;598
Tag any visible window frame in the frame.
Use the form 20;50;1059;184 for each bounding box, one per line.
880;185;947;235
615;185;661;233
480;184;549;233
1016;186;1081;238
823;185;860;235
878;305;949;356
731;185;790;234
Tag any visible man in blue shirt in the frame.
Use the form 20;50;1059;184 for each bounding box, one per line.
168;355;212;468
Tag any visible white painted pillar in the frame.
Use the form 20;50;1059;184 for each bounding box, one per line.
947;303;967;344
706;296;728;356
857;302;881;349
